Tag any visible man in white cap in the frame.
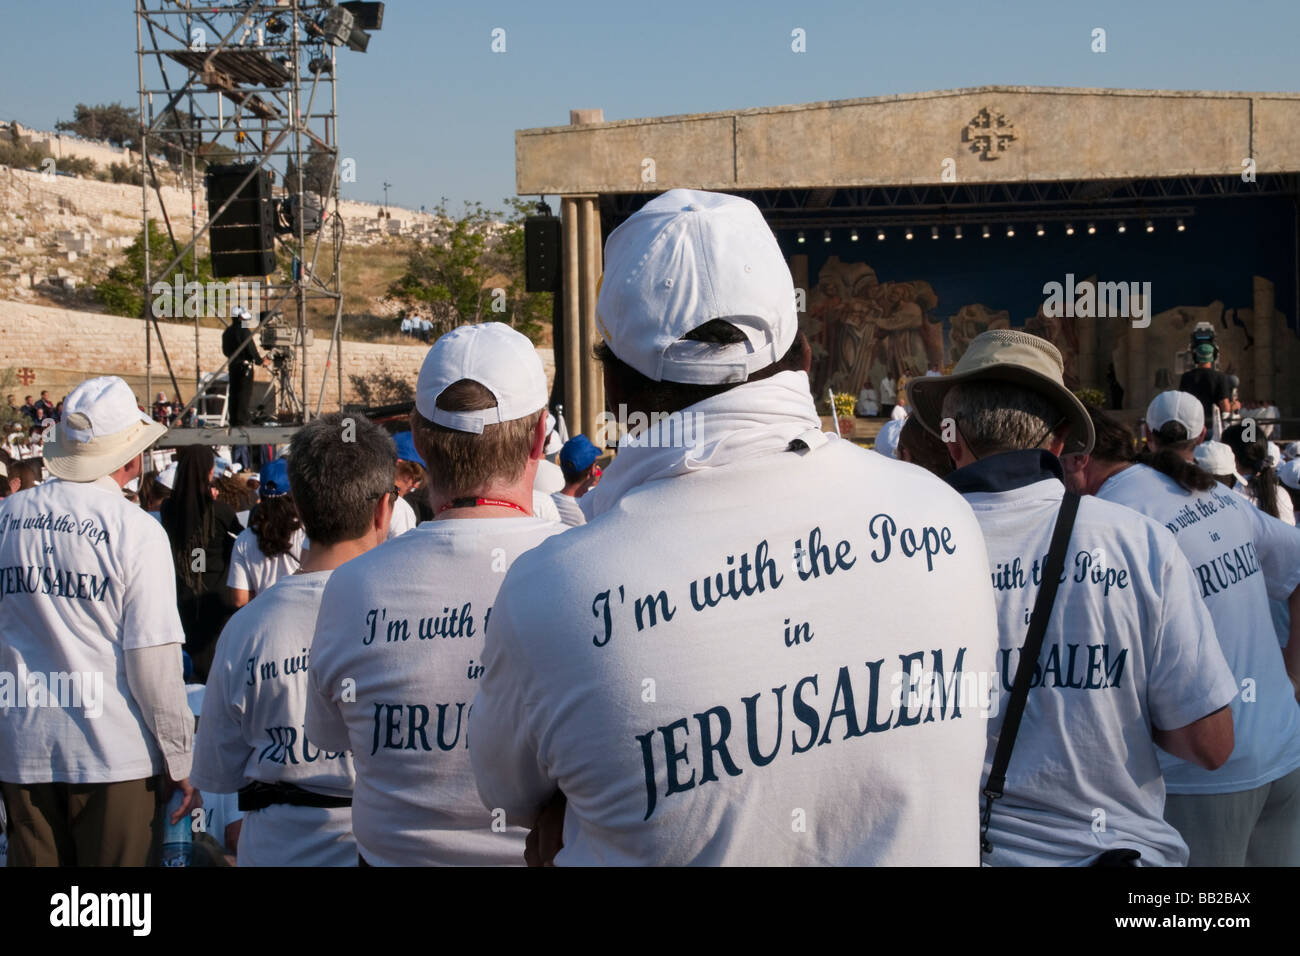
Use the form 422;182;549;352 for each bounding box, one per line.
0;375;199;865
470;189;997;865
1070;390;1300;865
306;322;564;865
194;413;395;866
909;336;1235;867
1194;440;1239;487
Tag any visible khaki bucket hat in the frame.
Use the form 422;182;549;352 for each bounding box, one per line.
909;329;1095;456
43;376;167;482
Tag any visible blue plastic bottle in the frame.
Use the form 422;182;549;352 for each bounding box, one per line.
161;791;192;867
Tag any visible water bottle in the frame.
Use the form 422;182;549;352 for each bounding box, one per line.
160;790;192;867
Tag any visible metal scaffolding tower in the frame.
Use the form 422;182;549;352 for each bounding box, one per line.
134;0;362;426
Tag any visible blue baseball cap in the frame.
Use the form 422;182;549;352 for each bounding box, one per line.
559;434;600;475
393;430;425;466
260;458;291;499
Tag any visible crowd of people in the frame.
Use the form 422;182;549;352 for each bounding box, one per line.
2;187;1300;868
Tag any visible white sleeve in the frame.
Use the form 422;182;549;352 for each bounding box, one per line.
124;521;187;650
190;639;251;793
303;581;352;753
226;534;252;590
124;644;195;780
1244;503;1300;602
386;496;417;539
1147;544;1239;730
469;584;555;827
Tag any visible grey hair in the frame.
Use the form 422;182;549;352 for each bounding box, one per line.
286;412;396;545
940;381;1062;458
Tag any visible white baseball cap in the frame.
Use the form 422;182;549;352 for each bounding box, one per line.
1194;440;1236;476
1279;459;1300;491
543;411;564;456
596;189;797;385
43;376;166;482
874;418;905;458
1265;442;1282;468
1146;390;1205;438
415;322;547;434
1283;441;1300;462
157;462;178;489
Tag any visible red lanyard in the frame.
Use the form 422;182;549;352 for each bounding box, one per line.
435;496;531;516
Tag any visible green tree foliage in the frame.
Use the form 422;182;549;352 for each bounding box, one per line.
56;103;139;148
387;198;549;344
283;143;336;199
96;219;213;319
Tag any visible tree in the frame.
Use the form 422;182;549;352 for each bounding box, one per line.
96;219;214;319
56;103;139;148
388;200;497;338
283;143;336;199
349;360;414;407
387;198;550;344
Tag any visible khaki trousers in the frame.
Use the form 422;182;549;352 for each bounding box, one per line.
2;776;165;867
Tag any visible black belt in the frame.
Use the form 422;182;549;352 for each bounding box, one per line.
237;780;352;812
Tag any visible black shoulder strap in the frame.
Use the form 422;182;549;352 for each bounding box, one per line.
980;491;1081;856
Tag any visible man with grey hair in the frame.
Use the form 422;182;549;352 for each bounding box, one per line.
911;329;1236;866
193;412;395;865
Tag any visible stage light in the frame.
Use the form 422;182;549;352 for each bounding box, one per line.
1006;225;1015;238
823;229;831;243
850;229;859;242
308;56;332;75
876;229;886;241
905;228;914;240
1117;221;1126;233
931;226;940;240
981;225;990;239
1087;222;1096;235
797;231;805;244
1065;223;1075;236
1035;223;1045;237
317;7;356;46
1177;218;1186;232
1146;219;1155;233
953;225;962;239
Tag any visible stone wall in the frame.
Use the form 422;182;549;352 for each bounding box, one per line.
0;299;553;412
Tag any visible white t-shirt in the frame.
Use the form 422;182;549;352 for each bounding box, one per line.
531;489;561;523
956;466;1236;866
192;571;357;867
470;440;998;865
890;404;908;422
306;517;564;866
0;476;187;783
387;495;418;539
187;684;244;852
1100;463;1300;793
226;526;307;596
551;492;586;528
1233;477;1296;527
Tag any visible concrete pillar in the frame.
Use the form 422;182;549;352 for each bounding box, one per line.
578;196;603;440
1254;276;1275;404
560;193;603;442
561;196;582;439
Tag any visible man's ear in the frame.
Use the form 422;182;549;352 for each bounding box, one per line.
1195;426;1207;447
529;412;548;461
1048;427;1068;457
373;491;393;537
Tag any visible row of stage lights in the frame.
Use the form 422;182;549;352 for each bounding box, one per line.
795;219;1187;243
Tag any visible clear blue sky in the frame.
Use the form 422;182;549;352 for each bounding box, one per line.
3;0;1297;212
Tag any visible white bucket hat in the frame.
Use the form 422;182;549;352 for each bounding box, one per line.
43;377;167;482
415;322;547;433
596;189;797;385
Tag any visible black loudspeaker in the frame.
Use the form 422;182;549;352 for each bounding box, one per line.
206;162;276;278
525;216;561;292
340;1;384;29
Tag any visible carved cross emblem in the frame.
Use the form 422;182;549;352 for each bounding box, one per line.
16;367;36;386
962;107;1017;161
